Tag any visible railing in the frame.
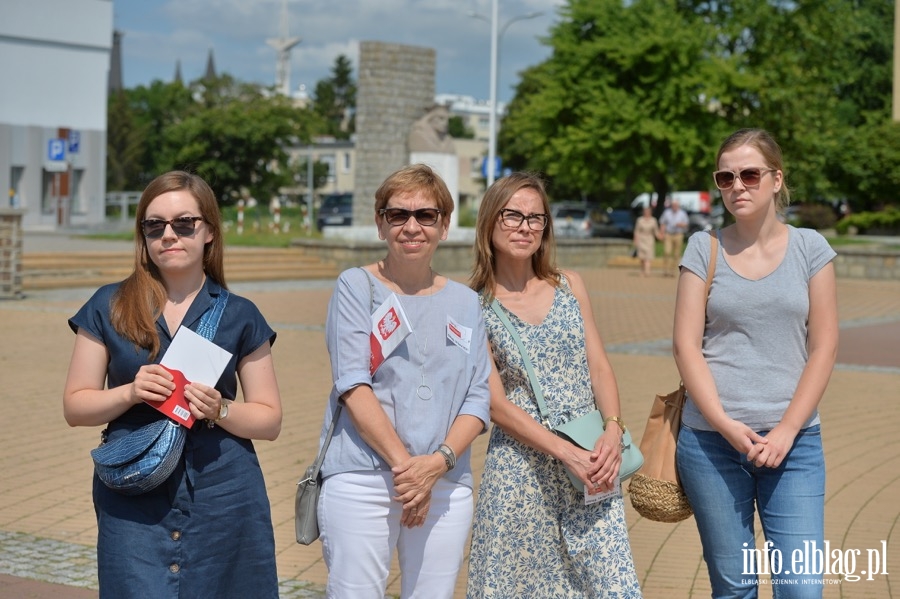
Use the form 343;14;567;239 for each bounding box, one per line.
105;192;142;222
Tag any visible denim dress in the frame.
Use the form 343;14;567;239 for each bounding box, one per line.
69;278;278;599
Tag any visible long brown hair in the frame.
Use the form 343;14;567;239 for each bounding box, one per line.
110;171;226;360
470;172;560;302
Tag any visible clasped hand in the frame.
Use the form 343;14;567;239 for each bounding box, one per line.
561;428;622;494
391;454;442;528
721;419;794;468
131;363;224;422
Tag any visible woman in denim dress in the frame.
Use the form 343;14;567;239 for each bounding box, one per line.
63;171;283;598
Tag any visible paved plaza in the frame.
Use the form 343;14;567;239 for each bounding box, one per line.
1;238;898;598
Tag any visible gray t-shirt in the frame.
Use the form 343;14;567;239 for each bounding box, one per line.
319;267;492;488
680;226;836;431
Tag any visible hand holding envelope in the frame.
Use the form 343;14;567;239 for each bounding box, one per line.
151;327;233;427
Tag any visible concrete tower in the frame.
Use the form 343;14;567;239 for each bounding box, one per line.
266;0;301;96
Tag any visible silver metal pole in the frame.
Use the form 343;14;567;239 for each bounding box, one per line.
487;0;499;187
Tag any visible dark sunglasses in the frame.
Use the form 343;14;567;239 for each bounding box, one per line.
141;216;205;239
378;207;443;227
713;167;776;190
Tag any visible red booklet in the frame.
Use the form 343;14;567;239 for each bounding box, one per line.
144;366;196;428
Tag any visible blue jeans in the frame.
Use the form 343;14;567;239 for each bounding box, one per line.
677;424;825;599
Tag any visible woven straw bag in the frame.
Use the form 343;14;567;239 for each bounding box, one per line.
628;232;718;522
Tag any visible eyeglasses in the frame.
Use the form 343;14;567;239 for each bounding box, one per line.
378;207;443;227
498;208;549;231
141;216;205;239
713;167;776;190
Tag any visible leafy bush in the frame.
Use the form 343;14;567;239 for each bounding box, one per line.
835;208;900;235
787;204;837;230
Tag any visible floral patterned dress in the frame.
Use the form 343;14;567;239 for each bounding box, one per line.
467;279;642;598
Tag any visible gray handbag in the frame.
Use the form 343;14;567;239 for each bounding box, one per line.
490;298;643;490
90;289;229;495
295;404;341;545
296;268;373;544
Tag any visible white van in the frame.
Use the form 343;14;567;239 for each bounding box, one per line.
631;190;713;214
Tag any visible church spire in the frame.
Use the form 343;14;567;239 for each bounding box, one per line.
109;30;124;92
174;59;183;85
204;47;216;80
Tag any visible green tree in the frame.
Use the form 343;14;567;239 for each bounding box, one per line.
312;55;357;139
499;0;732;210
448;115;475;139
106;91;146;191
126;80;196;188
158;90;318;203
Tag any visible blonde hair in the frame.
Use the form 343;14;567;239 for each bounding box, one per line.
110;171;226;360
470;172;560;302
717;128;791;210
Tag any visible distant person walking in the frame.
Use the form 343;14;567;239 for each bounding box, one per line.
633;205;660;276
659;198;689;276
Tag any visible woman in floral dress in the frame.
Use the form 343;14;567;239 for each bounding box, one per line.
466;172;642;598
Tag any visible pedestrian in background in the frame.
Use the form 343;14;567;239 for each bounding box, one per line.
466;172;641;598
316;164;491;598
674;128;838;595
658;197;689;276
63;171;283;598
633;205;661;276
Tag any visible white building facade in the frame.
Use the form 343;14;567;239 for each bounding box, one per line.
0;0;112;230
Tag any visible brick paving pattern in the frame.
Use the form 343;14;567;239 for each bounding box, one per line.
1;241;897;598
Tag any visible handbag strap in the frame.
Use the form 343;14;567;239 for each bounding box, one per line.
306;268;377;480
705;231;718;298
489;299;553;426
493;231;717;425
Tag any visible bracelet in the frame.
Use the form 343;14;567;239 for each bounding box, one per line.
602;416;627;433
435;443;457;471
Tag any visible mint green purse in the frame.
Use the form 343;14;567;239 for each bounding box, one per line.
489;300;643;490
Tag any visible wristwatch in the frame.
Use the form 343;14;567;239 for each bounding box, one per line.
215;399;232;422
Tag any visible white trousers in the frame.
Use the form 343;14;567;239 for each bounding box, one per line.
319;470;473;599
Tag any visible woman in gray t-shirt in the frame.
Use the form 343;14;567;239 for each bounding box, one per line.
673;128;838;595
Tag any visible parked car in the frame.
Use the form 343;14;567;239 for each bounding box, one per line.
607;208;635;238
316;193;353;231
551;203;620;238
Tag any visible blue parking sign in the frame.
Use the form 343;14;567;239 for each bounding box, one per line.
48;139;65;161
68;131;80;153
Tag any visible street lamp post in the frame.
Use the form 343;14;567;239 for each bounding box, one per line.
473;0;543;187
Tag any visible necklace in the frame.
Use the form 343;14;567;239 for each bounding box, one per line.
384;260;434;401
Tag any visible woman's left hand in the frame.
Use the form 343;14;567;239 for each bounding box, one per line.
588;427;623;493
391;454;443;513
746;425;797;468
184;381;224;423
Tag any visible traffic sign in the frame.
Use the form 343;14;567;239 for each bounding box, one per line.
481;156;502;178
48;139;65;161
68;131;81;153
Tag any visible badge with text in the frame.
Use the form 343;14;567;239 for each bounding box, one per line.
369;293;412;375
583;478;621;505
446;315;472;353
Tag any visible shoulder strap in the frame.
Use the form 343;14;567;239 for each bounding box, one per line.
195;289;229;341
705;231;718;301
309;267;375;476
490;300;551;426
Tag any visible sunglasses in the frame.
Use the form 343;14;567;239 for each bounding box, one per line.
141;216;205;239
378;207;443;227
713;167;776;190
498;208;549;231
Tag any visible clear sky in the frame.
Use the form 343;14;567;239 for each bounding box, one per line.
112;0;563;103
